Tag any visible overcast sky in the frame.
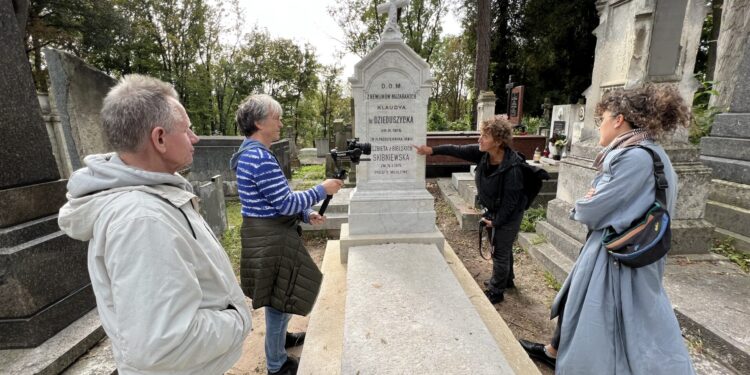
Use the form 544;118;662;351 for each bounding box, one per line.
237;0;462;81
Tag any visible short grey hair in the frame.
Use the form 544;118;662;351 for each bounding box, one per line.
101;74;181;152
235;94;282;136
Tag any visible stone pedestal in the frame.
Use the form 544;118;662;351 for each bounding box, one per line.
476;90;497;130
0;1;93;349
537;0;714;272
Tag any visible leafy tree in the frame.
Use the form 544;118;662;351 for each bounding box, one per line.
431;35;472;122
328;0;452;62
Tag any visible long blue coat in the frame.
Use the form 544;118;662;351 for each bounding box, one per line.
552;141;695;374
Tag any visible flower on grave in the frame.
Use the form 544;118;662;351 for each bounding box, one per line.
554;135;567;148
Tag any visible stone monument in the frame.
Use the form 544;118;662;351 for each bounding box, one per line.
476;90;497;130
536;0;714;276
699;3;750;251
339;0;444;261
0;0;94;352
44;48;116;177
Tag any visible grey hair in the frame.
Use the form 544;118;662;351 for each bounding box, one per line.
101;74;181;152
235;94;283;136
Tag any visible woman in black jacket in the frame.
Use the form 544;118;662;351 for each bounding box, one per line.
414;115;526;304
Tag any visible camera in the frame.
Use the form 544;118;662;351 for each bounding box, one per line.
318;138;371;215
339;138;371;164
329;138;371;179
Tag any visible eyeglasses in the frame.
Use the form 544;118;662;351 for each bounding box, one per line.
594;114;617;128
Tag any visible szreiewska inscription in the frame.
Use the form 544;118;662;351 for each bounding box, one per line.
366;74;417;179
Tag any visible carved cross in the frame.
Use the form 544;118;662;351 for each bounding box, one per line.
377;0;409;31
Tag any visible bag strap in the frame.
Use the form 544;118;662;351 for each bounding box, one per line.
631;145;668;207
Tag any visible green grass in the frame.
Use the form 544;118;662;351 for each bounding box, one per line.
292;164;326;190
543;271;562;291
531;234;546;245
220;200;242;277
710;238;749;273
520;207;546;233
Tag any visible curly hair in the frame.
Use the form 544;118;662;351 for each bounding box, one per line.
479;115;514;147
595;84;690;138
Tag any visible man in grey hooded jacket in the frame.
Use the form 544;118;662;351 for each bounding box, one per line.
58;74;251;375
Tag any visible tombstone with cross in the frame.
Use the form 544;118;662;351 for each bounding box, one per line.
377;0;409;41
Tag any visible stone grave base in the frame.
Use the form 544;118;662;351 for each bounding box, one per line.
338;223;445;263
298;240;539;374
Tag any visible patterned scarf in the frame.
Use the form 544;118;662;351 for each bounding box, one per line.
593;128;652;171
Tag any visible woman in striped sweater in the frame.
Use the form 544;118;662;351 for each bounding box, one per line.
230;94;343;375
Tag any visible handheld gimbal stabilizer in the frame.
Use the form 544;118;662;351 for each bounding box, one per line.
318;138;371;215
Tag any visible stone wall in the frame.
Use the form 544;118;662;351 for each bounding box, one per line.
187;136;292;196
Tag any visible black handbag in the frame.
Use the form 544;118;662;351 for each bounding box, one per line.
601;146;671;268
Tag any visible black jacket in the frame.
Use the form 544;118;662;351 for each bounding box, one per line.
433;144;527;227
240;215;322;316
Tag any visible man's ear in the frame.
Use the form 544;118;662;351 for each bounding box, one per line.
151;126;167;154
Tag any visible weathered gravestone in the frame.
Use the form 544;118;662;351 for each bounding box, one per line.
537;0;714;274
476;90;497;130
0;0;94;351
339;0;443;261
44;48;116;177
508;85;524;126
699;2;750;251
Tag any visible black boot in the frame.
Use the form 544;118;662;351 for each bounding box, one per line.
484;290;504;304
518;339;556;369
285;331;306;348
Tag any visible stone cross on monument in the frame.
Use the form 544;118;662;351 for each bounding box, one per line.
377;0;409;41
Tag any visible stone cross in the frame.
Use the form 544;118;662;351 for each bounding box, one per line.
377;0;409;41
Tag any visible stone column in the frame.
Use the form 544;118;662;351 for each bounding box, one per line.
475;90;497;130
538;0;713;271
0;1;93;348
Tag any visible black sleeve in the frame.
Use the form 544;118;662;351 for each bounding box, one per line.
493;165;525;227
431;144;484;164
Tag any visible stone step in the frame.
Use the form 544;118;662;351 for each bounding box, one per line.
451;172;473;191
709;179;750;211
700;155;750;185
700;137;750;162
710;113;750;138
0;309;105;375
664;260;750;375
705;200;750;238
713;227;750;254
342;243;516;374
517;232;574;284
436;178;481;230
61;336;116;375
535;220;581;261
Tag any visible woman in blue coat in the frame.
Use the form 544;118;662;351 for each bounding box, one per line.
519;84;695;374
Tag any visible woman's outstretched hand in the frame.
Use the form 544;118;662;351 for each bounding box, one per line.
412;144;433;156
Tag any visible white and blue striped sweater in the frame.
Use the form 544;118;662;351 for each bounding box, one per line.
235;144;325;222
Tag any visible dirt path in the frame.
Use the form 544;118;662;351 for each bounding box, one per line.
229;181;557;374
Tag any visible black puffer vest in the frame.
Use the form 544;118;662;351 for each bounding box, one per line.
240;215;322;316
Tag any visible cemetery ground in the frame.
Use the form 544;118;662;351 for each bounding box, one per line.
221;179;559;374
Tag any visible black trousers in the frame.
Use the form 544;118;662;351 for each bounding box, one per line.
487;215;523;295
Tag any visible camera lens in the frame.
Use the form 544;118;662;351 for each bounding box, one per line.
358;142;371;155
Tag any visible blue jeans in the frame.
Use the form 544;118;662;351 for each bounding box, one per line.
265;306;291;372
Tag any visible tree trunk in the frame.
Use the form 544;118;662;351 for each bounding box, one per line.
473;0;491;124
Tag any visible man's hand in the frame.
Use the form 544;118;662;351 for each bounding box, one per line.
411;144;433;156
309;212;326;225
321;179;344;195
481;218;493;227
